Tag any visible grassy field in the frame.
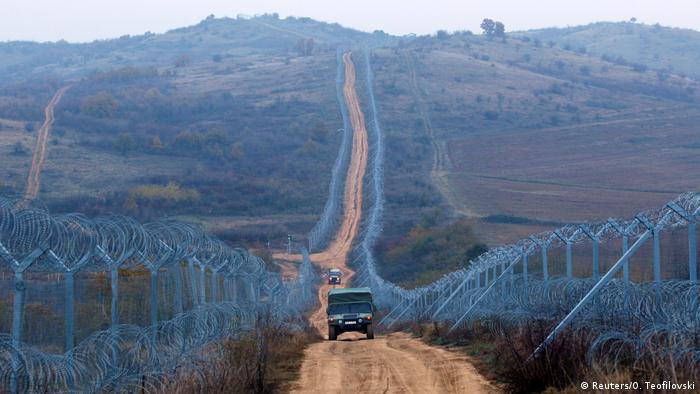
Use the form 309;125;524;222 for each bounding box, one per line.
370;31;700;250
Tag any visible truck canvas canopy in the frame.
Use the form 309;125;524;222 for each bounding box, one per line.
328;287;373;304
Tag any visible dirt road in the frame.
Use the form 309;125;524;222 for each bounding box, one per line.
273;52;367;333
293;332;495;394
24;86;70;199
276;52;496;393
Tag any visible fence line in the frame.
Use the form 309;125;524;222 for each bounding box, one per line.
345;49;700;362
0;196;317;392
306;50;353;252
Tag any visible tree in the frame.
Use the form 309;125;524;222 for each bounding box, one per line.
480;19;495;36
494;22;505;38
630;17;637;23
80;92;118;118
113;133;135;156
436;30;449;40
12;141;27;155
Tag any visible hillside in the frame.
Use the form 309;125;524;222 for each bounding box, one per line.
0;15;392;245
518;22;700;80
1;16;700;285
368;30;700;284
0;14;388;82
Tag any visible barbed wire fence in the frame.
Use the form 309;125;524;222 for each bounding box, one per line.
0;195;317;393
346;48;699;366
306;49;353;253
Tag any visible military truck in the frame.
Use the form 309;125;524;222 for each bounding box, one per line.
328;268;342;285
326;287;374;340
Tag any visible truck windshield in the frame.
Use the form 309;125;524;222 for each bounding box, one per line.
328;302;372;314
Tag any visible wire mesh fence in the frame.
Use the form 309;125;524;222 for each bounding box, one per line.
0;195;317;393
345;49;700;364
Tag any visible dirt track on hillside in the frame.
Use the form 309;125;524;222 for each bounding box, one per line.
404;51;477;218
277;52;496;394
24;86;70;199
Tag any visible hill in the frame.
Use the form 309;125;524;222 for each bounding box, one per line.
366;30;700;284
0;15;393;245
1;16;700;285
518;22;700;80
0;14;389;82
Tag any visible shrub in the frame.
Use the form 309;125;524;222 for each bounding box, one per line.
11;141;28;155
631;63;648;72
162;312;318;394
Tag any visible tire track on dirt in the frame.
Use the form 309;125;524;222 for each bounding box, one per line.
283;52;497;394
24;86;70;200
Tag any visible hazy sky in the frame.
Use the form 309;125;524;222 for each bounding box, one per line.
2;0;698;42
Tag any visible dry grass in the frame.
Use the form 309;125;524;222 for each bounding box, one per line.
370;35;700;246
161;314;320;394
423;319;700;393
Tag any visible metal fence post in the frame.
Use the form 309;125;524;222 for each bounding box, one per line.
10;271;25;394
174;262;183;315
689;222;697;282
653;228;661;303
531;230;651;359
111;267;119;326
566;243;573;278
187;258;198;306
65;271;75;352
593;239;600;279
150;269;158;338
199;264;206;304
622;235;629;310
211;271;219;303
231;274;238;305
542;245;549;281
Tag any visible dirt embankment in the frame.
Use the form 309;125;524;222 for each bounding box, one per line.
278;52;497;393
24;86;70;199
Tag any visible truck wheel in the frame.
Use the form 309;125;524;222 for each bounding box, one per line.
329;326;337;341
366;324;374;340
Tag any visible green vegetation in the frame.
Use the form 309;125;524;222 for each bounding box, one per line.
375;216;488;287
519;22;700;79
123;182;200;219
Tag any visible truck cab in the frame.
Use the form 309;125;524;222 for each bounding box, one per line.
326;287;374;340
328;268;342;285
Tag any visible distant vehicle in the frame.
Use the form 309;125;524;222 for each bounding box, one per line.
328;268;342;285
327;287;374;340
